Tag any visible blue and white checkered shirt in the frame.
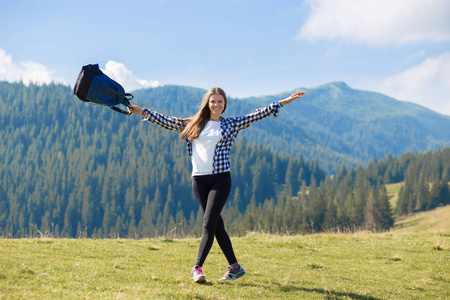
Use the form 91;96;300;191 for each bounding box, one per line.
142;101;282;174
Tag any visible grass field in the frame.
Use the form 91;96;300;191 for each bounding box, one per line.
385;182;403;211
394;205;450;233
1;207;449;299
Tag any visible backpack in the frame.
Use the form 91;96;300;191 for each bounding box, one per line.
73;64;133;115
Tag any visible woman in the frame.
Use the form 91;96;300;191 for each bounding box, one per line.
128;87;305;283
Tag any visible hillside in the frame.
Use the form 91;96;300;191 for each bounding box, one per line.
1;81;450;238
1;80;448;174
385;177;450;233
133;82;450;172
393;205;450;233
0;82;328;238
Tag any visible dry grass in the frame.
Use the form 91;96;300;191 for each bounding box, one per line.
393;205;450;233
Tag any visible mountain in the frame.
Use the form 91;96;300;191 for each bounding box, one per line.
2;80;448;173
1;81;448;238
132;82;450;172
0;81;326;237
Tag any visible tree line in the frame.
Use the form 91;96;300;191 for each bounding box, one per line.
0;82;448;238
0;82;325;237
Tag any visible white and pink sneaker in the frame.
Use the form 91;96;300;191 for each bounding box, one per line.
191;266;206;283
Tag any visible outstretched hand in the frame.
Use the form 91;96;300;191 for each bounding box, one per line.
127;92;305;115
280;92;305;106
128;105;144;116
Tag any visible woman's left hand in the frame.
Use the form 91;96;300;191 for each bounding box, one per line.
128;105;144;115
280;92;305;106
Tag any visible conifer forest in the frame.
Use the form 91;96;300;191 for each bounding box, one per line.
0;82;449;238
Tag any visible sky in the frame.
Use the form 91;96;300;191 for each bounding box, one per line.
1;0;450;115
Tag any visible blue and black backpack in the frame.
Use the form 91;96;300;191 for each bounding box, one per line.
74;64;133;115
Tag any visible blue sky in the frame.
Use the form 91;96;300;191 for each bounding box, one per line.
1;0;450;115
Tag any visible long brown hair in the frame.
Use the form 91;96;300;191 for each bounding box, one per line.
180;87;227;140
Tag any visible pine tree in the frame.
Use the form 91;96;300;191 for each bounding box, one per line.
162;185;174;227
430;176;450;208
323;198;337;231
297;180;309;233
396;182;412;215
309;183;326;232
414;174;430;211
285;156;299;196
261;198;275;232
363;189;375;230
373;184;394;231
243;196;258;231
428;177;441;209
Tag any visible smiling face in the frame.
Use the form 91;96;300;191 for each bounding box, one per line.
208;93;225;120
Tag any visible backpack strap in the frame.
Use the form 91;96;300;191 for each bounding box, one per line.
110;106;132;115
110;93;134;115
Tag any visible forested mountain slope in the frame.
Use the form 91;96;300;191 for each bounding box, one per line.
0;82;325;237
133;82;450;172
1;81;448;238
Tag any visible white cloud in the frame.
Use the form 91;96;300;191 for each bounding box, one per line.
103;60;159;91
297;0;450;46
0;51;159;91
380;52;450;115
0;48;53;85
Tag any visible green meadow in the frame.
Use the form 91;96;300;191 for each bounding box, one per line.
386;182;403;210
1;206;449;299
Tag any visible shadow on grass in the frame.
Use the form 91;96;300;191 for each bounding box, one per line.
294;287;382;300
230;281;382;300
192;281;214;286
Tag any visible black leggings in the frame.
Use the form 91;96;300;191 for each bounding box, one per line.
192;172;237;267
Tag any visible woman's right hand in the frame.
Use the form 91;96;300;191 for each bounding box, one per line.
128;105;144;115
280;92;305;106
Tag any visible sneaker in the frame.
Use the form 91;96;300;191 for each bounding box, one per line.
220;264;245;281
191;266;206;283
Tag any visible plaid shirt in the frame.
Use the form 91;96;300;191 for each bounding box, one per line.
142;101;282;174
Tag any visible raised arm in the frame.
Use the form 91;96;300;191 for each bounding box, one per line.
128;105;185;131
233;92;305;131
279;92;305;107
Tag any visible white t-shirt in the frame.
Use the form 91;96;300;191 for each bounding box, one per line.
191;121;222;176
